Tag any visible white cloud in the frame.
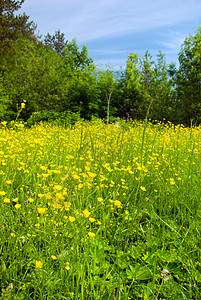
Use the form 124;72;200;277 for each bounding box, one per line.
20;0;201;67
21;0;201;41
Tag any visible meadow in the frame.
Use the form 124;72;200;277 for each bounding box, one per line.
0;119;201;299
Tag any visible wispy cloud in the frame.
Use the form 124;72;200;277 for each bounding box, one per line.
22;0;201;39
20;0;201;68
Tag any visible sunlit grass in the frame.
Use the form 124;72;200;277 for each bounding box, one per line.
0;119;201;299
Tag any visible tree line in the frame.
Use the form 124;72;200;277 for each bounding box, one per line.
1;0;201;126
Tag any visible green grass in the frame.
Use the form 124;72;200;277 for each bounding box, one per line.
0;119;201;299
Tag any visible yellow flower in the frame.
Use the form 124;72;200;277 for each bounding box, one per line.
38;193;45;198
89;217;96;223
140;186;146;192
56;193;64;200
0;191;6;196
12;197;18;202
64;201;71;208
53;185;63;191
51;255;57;260
88;172;96;178
37;208;46;214
1;121;7;126
69;216;75;223
114;200;122;208
52;202;62;209
36;260;43;268
83;209;91;218
88;232;95;238
28;198;34;203
72;174;80;180
10;233;16;237
15;204;21;209
6;180;13;184
40;166;47;171
4;198;10;203
97;197;103;202
65;264;70;270
45;194;52;200
21;103;25;109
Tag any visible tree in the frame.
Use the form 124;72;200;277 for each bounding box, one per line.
95;68;116;121
176;27;201;125
44;30;67;56
1;38;64;120
0;0;37;57
150;51;175;121
121;52;153;120
63;38;93;71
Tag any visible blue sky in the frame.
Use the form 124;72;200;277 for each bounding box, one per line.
20;0;201;69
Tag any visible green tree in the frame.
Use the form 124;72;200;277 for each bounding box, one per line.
150;51;175;121
95;68;116;120
44;30;67;56
61;39;98;119
121;52;153;120
121;50;175;122
175;27;201;125
0;0;37;59
0;37;100;122
1;38;64;120
63;38;93;71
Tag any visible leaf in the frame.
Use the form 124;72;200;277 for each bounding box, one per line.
1;260;6;272
126;264;152;281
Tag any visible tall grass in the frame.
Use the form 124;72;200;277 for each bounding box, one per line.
0;119;201;299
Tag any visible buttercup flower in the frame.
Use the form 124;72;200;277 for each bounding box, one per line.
83;209;91;218
69;216;75;222
89;217;96;223
4;198;10;203
51;255;57;260
114;200;122;208
36;260;43;268
0;191;6;196
37;208;46;214
88;232;95;238
15;204;21;209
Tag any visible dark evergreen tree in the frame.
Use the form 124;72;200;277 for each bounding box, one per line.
44;30;67;56
0;0;37;58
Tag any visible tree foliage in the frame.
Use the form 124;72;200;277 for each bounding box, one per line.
0;1;201;126
0;0;37;58
44;30;67;56
175;27;201;124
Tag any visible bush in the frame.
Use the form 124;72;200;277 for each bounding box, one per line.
26;110;81;127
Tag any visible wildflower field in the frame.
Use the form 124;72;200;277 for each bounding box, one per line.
0;119;201;299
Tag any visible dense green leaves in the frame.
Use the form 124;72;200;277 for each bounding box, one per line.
44;30;67;56
0;0;37;60
1;1;201;126
175;27;201;125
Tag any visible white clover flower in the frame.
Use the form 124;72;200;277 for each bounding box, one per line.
161;268;169;281
20;236;26;244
